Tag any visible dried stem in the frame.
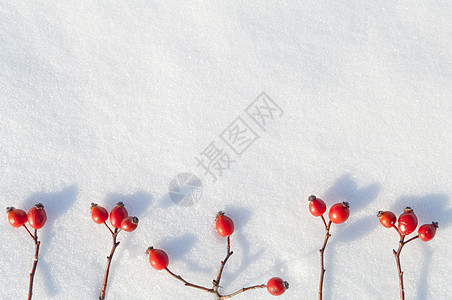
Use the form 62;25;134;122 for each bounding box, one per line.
23;224;35;240
164;235;265;299
104;222;114;235
26;228;40;300
319;215;332;300
99;228;121;300
392;225;420;300
219;284;267;299
164;267;215;294
214;236;233;289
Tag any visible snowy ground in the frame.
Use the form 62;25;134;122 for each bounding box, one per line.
1;1;452;299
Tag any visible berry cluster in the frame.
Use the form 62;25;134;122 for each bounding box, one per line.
377;207;438;300
7;198;440;299
6;203;47;300
146;211;289;299
308;195;350;300
91;202;139;300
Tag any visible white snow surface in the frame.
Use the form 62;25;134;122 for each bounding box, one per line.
1;1;452;300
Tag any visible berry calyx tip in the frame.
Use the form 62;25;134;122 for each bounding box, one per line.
216;211;225;220
34;203;44;209
283;281;289;290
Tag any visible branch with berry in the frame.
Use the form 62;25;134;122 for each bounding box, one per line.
6;203;47;300
91;202;139;300
308;195;350;300
146;211;289;299
377;207;438;300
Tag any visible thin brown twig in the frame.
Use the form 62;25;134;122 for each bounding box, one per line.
391;225;420;300
214;235;233;289
23;225;35;240
164;234;265;299
219;284;267;299
99;228;121;300
404;235;419;244
320;214;328;229
27;229;40;300
104;222;114;235
393;233;406;300
319;216;332;300
164;267;215;293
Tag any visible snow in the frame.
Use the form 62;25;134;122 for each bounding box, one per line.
1;1;452;299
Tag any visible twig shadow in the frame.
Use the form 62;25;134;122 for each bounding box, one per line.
416;245;433;300
23;185;79;297
221;206;265;287
320;174;381;299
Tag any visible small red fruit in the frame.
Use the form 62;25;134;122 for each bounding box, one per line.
397;207;418;235
418;222;438;242
121;216;139;232
6;207;28;228
110;202;128;229
377;211;396;228
147;247;169;270
267;277;289;296
91;203;108;224
215;211;234;237
308;195;326;217
328;202;350;224
27;203;47;229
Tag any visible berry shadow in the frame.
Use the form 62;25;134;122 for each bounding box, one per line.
319;174;381;299
23;184;79;297
220;206;265;288
103;190;154;218
158;233;212;274
390;193;451;228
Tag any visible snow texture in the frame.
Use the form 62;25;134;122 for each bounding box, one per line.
1;1;452;299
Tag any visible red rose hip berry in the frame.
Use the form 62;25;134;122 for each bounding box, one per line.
418;222;438;242
308;195;327;217
147;247;169;270
328;202;350;224
91;203;109;224
110;202;128;228
267;277;289;296
121;216;139;232
215;211;234;237
397;207;418;235
377;211;396;228
27;203;47;229
6;207;28;228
